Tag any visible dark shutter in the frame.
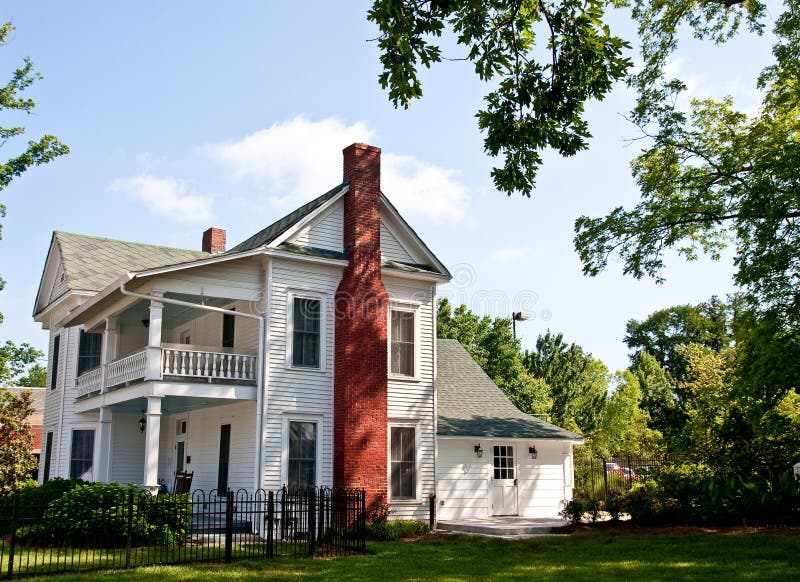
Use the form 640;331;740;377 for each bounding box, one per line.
43;432;53;483
217;424;231;493
50;335;60;390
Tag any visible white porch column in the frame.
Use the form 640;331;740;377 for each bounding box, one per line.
145;294;163;381
95;406;113;482
100;316;118;392
142;395;162;488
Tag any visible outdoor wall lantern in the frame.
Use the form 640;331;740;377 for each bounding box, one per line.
474;444;483;458
529;446;538;460
141;318;150;328
138;412;147;434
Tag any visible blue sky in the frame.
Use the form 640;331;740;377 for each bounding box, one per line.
0;1;778;373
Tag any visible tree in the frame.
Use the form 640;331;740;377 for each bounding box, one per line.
523;331;609;435
437;299;551;414
0;340;44;387
574;2;800;329
630;350;683;444
624;297;731;381
368;0;631;196
0;22;69;323
0;387;36;493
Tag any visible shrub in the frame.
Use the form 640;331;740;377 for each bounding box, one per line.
0;478;86;534
16;482;192;547
366;519;431;540
603;491;623;520
559;493;586;525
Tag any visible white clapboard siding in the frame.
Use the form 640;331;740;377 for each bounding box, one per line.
157;257;263;301
261;260;342;491
381;221;414;263
516;441;571;517
49;264;69;303
436;439;491;519
109;413;146;484
385;278;436;519
40;328;65;483
167;299;259;354
288;199;343;252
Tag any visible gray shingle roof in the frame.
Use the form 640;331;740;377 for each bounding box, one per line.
437;339;581;440
54;232;208;292
227;182;347;253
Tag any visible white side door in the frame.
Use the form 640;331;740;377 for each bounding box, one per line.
491;444;518;516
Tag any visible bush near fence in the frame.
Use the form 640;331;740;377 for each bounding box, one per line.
574;454;681;501
0;485;366;579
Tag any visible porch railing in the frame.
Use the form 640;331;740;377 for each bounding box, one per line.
162;348;257;382
106;349;148;388
76;367;102;398
77;347;257;395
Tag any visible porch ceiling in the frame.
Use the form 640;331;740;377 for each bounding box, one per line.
115;293;235;331
109;395;246;415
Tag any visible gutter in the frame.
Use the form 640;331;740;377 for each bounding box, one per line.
119;279;268;492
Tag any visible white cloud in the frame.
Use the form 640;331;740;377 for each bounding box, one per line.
203;115;470;223
108;175;214;224
203;116;374;208
382;154;469;224
490;245;531;264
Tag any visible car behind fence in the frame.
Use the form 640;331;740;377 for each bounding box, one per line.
575;454;682;501
0;486;366;579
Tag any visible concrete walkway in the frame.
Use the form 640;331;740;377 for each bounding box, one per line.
437;516;568;538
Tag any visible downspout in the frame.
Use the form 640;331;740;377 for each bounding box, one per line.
119;279;267;492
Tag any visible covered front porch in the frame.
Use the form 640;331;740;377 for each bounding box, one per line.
64;276;264;493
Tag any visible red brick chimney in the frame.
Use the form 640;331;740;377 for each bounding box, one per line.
334;143;388;505
202;227;226;254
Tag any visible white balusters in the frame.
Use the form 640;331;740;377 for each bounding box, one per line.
159;347;256;383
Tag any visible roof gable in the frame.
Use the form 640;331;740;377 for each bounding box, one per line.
436;339;581;440
33;231;208;316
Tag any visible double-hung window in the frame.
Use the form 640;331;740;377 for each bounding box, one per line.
287;420;317;491
389;425;416;500
390;309;415;377
292;297;321;368
70;429;95;480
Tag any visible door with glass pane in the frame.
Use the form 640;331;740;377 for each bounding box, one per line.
491;444;518;516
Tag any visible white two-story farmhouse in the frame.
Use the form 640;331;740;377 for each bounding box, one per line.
33;143;580;519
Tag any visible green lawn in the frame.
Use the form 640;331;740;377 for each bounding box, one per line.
20;531;800;581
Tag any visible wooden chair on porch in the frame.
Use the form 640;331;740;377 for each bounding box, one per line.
173;471;194;494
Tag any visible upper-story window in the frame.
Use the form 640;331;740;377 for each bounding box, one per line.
390;309;415;377
292;296;321;368
77;330;102;375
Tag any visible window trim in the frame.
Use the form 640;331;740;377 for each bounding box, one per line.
388;304;420;381
387;420;421;503
285;291;326;372
281;413;324;489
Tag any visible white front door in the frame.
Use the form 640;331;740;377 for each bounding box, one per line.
491;444;518;516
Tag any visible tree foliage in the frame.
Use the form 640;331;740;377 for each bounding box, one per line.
0;340;44;387
624;296;731;381
368;0;631;195
0;22;69;324
0;387;36;493
575;1;800;329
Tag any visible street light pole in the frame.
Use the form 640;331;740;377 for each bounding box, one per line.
511;311;530;340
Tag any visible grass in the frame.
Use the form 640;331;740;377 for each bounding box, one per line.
16;530;800;581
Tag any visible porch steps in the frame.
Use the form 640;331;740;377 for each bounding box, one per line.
436;517;566;538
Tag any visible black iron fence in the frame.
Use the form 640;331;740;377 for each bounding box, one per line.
575;454;682;501
0;486;366;579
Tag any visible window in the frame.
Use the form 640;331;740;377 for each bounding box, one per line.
390;310;415;377
493;445;515;480
217;424;231;492
43;432;53;483
222;311;235;348
288;421;316;490
77;330;102;375
292;297;320;368
390;426;416;499
50;335;60;390
70;430;95;480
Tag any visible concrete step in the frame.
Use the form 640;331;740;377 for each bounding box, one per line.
437;517;565;537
